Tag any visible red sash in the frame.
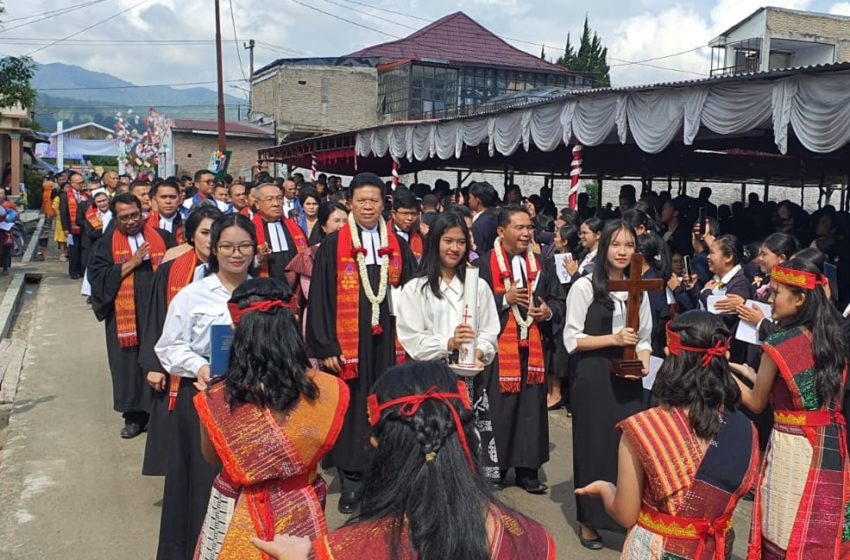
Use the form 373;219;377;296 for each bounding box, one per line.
165;250;199;411
85;205;103;233
111;225;167;347
253;213;307;278
147;212;184;244
489;248;545;393
335;224;404;380
388;220;423;259
67;190;86;235
239;206;251;218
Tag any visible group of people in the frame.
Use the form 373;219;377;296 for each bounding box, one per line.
58;163;850;560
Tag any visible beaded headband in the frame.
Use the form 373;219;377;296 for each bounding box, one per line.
227;299;289;324
666;323;729;367
771;265;828;291
367;381;476;472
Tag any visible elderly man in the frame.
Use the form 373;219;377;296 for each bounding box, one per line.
59;171;90;279
282;178;301;219
102;171;119;197
252;183;306;278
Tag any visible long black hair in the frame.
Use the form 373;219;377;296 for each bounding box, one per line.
591;220;637;309
414;210;469;299
637;232;672;281
776;257;847;405
221;278;317;410
184;205;223;247
762;232;799;264
207;214;256;273
316;201;348;240
654;311;740;440
358;361;506;560
557;223;580;260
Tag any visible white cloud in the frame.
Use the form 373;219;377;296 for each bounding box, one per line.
829;2;850;15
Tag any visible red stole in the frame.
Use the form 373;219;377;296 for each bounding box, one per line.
488;248;546;393
194;371;350;559
111;225;167;347
239;206;251;218
85;205;103;233
66;190;86;235
252;213;307;278
388;220;423;259
147;212;184;244
165;250;199;411
335;224;404;381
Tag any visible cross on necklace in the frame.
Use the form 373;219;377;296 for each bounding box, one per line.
607;253;665;368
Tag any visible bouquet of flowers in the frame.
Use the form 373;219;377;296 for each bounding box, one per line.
111;108;172;177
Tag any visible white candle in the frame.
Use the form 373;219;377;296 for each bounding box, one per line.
458;267;479;367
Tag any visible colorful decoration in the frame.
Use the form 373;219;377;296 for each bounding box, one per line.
569;143;583;210
391;158;400;190
310;154;318;182
112;108;172;178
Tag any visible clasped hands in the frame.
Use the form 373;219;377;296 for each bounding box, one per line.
505;286;551;322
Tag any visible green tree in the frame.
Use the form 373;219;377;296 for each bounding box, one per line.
0;2;37;110
558;16;610;87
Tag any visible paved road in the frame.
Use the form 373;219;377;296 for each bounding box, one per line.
0;262;751;559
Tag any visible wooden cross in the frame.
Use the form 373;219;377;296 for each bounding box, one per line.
607;253;665;376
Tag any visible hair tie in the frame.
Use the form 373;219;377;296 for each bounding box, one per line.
771;265;829;291
228;299;289;324
666;323;729;368
367;381;476;473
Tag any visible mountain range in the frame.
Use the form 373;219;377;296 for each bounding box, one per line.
32;62;245;132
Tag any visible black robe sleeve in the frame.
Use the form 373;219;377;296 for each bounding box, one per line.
87;229;123;322
138;260;174;373
534;255;562;343
305;232;342;359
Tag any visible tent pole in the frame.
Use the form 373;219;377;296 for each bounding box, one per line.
763;178;770;203
840;180;846;212
741;183;746;204
596;174;603;210
456;170;462;190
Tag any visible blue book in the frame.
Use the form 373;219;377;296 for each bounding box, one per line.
210;324;234;377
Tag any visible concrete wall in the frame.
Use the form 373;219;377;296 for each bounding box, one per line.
767;10;850;64
171;132;272;180
251;65;378;141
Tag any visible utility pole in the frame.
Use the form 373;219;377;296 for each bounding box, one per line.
214;0;226;151
244;39;255;118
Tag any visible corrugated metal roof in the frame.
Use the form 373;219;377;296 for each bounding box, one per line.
346;11;572;74
171;119;274;137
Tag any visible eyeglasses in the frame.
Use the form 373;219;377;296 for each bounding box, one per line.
216;243;255;255
117;212;142;223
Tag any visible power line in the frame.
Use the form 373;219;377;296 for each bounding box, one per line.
285;0;403;39
336;0;429;22
228;0;247;80
253;41;310;56
0;0;111;33
315;0;418;31
26;0;151;56
38;78;246;91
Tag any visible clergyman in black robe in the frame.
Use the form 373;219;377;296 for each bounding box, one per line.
477;206;560;493
88;193;174;438
253;183;301;278
306;173;416;514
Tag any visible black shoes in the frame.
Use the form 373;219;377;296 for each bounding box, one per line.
120;422;144;439
338;490;358;514
579;534;604;550
516;476;548;494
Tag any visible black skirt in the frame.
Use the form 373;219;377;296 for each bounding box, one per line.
142;386;173;476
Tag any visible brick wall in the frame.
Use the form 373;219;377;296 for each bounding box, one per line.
251;65;378;140
767;11;850;62
171;132;273;180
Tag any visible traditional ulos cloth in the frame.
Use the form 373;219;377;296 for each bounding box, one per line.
619;407;759;560
388;219;423;260
305;224;415;475
253;213;307;279
477;247;560;472
192;371;350;560
748;326;850;560
139;250;206;476
565;275;652;533
311;504;556;560
88;224;173;417
396;274;502;479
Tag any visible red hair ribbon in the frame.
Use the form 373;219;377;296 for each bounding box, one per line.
367;381;476;473
228;299;288;324
771;265;829;291
666;323;729;368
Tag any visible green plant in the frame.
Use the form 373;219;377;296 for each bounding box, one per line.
584;180;599;207
23;167;44;210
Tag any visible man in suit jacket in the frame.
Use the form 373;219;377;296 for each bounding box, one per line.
469;181;501;255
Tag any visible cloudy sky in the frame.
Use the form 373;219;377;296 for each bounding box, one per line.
2;0;850;94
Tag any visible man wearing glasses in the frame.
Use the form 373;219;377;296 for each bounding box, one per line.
387;190;424;261
59;171;90;279
252;183;307;278
88;193;176;439
180;169;217;217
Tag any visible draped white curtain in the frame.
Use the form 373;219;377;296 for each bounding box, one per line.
354;70;850;161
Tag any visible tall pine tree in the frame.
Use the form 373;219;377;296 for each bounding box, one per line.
558;16;610;87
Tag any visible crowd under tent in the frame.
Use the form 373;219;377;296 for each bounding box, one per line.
258;62;850;210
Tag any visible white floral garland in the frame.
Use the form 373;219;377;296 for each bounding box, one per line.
349;212;390;331
493;236;536;341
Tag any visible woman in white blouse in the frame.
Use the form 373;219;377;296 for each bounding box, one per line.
396;209;502;479
563;220;652;551
153;213;255;559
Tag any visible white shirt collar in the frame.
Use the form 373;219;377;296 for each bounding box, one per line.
440;275;463;296
719;264;742;285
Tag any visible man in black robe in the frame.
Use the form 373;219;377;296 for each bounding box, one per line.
478;205;560;494
254;183;302;278
306;172;416;514
59;171;89;279
88;193;175;439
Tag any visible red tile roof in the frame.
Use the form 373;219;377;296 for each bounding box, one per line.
171;119;274;137
347;12;569;74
